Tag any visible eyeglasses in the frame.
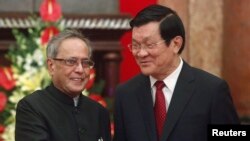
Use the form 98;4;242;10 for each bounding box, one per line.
52;57;94;68
127;40;166;53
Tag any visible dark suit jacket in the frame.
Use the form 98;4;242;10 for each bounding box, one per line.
15;84;111;141
113;61;239;141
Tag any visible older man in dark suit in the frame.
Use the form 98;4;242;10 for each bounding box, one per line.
15;30;111;141
113;4;240;141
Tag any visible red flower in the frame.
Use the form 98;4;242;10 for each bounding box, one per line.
41;26;60;45
89;94;107;107
0;124;4;141
110;121;114;137
0;124;4;134
0;92;7;112
85;68;95;90
40;0;62;22
0;67;15;90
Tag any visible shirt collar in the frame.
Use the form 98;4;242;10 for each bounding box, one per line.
150;58;183;92
73;95;80;107
46;83;81;107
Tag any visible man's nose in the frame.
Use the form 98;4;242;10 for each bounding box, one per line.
136;47;149;57
74;62;84;72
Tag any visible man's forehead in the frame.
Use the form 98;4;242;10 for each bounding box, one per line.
132;28;160;43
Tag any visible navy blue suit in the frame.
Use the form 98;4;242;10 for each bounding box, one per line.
113;61;239;141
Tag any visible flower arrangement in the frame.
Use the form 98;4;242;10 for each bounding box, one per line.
0;0;110;140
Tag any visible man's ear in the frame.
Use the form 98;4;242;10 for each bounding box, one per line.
172;36;183;54
47;59;54;77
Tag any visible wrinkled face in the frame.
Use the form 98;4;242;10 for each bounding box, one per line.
47;38;91;97
131;21;182;79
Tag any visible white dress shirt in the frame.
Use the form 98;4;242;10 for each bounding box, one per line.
150;58;183;110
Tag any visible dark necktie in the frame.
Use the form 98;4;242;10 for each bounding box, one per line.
154;81;167;140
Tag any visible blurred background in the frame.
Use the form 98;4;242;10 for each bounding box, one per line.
0;0;249;126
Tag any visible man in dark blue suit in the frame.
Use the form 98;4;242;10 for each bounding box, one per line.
113;4;240;141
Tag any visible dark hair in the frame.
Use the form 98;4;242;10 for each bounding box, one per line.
130;4;185;54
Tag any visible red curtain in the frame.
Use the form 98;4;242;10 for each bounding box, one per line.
119;0;157;82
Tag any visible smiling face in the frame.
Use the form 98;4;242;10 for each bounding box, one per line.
47;38;91;97
131;21;182;80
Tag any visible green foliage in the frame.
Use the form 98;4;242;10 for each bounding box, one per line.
1;16;56;141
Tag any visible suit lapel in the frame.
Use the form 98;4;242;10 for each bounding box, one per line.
161;62;195;141
135;75;157;141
